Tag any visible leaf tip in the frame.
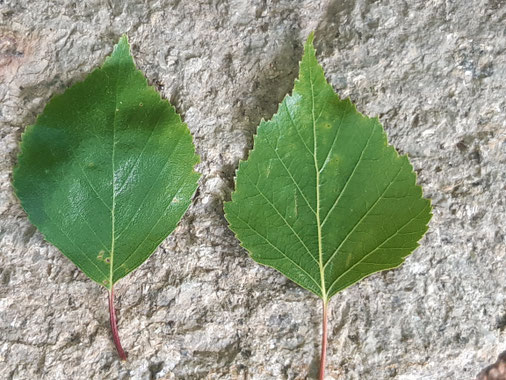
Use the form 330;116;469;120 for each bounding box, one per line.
119;34;129;45
306;31;315;45
303;31;316;57
108;34;131;62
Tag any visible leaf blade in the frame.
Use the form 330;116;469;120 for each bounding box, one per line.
225;33;432;301
13;36;200;287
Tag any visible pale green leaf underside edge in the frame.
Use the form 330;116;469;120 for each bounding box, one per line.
13;36;200;288
224;33;432;301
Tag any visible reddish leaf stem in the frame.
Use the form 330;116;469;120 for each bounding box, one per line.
108;286;127;360
319;300;329;380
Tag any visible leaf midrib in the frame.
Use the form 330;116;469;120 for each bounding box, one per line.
308;65;327;302
109;60;121;288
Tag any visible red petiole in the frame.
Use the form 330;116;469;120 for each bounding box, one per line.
108;286;127;360
319;300;329;380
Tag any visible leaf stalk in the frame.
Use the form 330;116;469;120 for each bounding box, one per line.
319;300;329;380
108;286;127;360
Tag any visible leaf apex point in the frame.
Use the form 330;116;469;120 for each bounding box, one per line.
306;31;315;45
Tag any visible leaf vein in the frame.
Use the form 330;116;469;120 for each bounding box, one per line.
230;212;322;292
244;173;319;266
319;100;348;174
266;134;316;215
321;126;375;226
308;61;326;300
109;59;121;286
114;133;184;241
76;163;112;212
43;210;108;279
283;101;313;156
326;203;430;295
323;160;406;269
115;109;164;194
112;173;192;277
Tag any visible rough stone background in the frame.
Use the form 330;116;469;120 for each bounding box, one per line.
0;0;505;379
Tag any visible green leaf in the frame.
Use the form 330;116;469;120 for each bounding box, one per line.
224;33;432;303
13;36;200;289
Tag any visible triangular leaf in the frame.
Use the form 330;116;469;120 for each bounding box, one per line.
13;36;200;358
225;33;431;302
224;34;432;377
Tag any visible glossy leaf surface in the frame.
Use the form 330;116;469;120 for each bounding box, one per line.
225;34;431;302
13;36;200;288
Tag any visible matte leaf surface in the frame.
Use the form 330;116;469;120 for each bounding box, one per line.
225;34;432;303
13;36;200;289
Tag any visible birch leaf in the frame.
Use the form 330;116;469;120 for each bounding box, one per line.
13;36;200;359
224;33;432;378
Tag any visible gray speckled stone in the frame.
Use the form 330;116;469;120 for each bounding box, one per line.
0;0;504;379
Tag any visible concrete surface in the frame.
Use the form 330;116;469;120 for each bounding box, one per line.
0;0;505;379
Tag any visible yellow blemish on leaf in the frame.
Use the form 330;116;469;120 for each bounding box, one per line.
345;253;352;267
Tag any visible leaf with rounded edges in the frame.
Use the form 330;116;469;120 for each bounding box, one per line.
13;36;200;289
224;33;432;302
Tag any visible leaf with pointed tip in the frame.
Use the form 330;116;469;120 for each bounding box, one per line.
224;33;432;377
13;36;200;359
